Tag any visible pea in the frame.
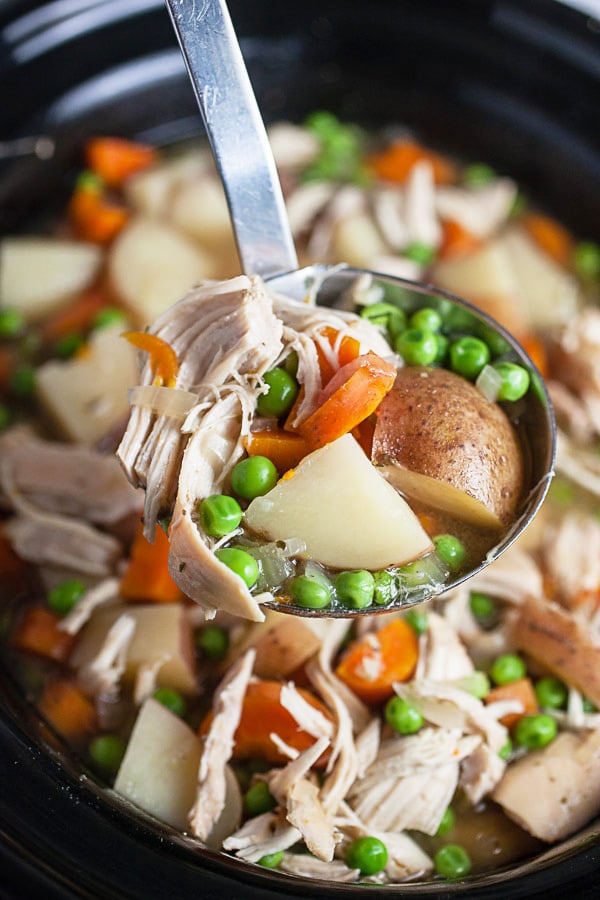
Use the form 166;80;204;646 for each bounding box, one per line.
489;653;526;686
469;591;496;623
573;241;600;279
92;307;128;330
513;713;557;749
198;494;243;537
405;608;429;635
10;363;36;397
290;574;331;609
373;570;398;605
48;579;86;616
196;625;229;661
215;547;259;589
583;698;597;713
456;671;491;699
436;806;455;837
462;162;497;187
434;844;472;879
409;306;442;333
498;737;513;760
345;836;388;876
230;456;278;500
153;688;187;719
361;302;406;340
433;332;449;365
384;696;424;735
54;332;84;360
434;534;466;572
395;328;439;366
243;780;277;816
534;676;568;710
256;367;299;418
449;336;490;380
335;570;375;609
258;851;283;868
0;307;26;338
0;403;11;432
492;362;530;401
88;734;126;775
283;351;299;378
404;241;435;266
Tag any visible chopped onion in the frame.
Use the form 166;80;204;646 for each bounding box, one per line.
128;384;198;419
476;364;503;403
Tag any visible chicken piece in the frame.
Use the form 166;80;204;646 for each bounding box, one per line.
77;613;136;699
415;611;474;681
222;812;301;863
286;775;338;862
493;729;600;841
540;510;600;611
435;178;517;239
58;577;121;636
404;160;442;248
380;831;434;881
459;741;506;805
279;852;360;882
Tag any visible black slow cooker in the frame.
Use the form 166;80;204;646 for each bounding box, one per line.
0;1;599;897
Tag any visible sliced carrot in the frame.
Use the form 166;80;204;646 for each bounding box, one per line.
123;331;179;388
244;429;312;472
296;352;397;450
199;679;332;766
520;333;548;379
335;618;419;705
41;288;109;342
484;677;539;729
314;326;361;386
120;521;183;604
69;185;129;244
367;138;455;185
12;606;75;663
522;212;574;266
439;218;482;259
85;137;157;188
38;679;97;741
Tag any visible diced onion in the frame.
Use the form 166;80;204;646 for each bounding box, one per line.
476;364;503;403
128;384;198;419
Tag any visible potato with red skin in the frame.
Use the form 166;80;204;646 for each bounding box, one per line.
371;366;524;529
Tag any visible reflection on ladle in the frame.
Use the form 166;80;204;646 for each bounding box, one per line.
158;0;556;617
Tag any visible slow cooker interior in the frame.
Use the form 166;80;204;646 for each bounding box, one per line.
0;1;599;897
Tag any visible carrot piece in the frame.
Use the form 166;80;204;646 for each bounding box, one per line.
335;618;419;705
120;521;182;604
520;333;548;379
123;331;179;388
41;288;109;342
244;429;312;472
297;352;397;449
69;184;129;244
283;384;305;433
314;326;361;386
484;677;539;729
38;679;97;741
85;137;157;188
199;680;332;766
439;218;482;259
521;212;574;266
367;138;455;185
12;606;75;663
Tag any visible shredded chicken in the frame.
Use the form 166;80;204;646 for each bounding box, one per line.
58;577;121;636
77;613;136;699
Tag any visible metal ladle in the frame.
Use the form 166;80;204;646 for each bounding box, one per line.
165;0;555;617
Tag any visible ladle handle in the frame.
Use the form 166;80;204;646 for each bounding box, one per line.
165;0;298;278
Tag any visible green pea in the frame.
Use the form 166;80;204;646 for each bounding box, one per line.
449;336;490;380
513;713;557;750
345;836;388;876
405;608;429;635
384;696;424;734
0;307;26;338
10;363;36;397
489;653;526;686
455;671;491;699
92;307;128;330
469;591;497;623
373;570;398;605
0;403;11;432
462;162;497;187
256;367;299;418
258;851;283;868
395;328;439;366
360;302;406;340
196;625;229;661
283;351;299;378
492;362;530;402
230;456;278;500
88;734;126;775
573;241;600;279
243;780;277;816
404;241;435;266
498;737;513;760
48;579;86;616
534;676;568;710
54;332;84;360
290;574;331;609
215;547;259;589
153;688;187;719
433;332;449;365
335;570;375;609
434;844;472;879
198;494;243;537
409;306;442;333
583;698;597;713
434;534;466;572
436;806;455;837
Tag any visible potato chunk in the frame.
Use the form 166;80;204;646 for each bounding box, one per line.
245;434;432;570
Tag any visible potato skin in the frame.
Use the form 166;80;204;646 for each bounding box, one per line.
372;366;524;526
